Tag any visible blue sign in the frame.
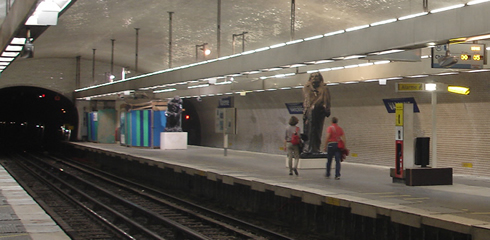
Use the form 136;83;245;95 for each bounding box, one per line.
285;102;304;114
383;97;420;113
218;97;233;108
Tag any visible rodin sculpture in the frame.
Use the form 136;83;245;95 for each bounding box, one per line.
165;96;183;132
302;72;331;155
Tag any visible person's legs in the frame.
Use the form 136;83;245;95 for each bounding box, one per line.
335;149;342;179
293;145;300;175
326;143;336;177
287;143;294;175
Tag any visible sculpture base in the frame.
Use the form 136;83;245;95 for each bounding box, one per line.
300;152;328;158
160;132;187;150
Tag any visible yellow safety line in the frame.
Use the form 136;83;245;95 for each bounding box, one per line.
379;195;412;198
470;212;490;215
403;197;429;201
0;233;30;238
363;192;396;195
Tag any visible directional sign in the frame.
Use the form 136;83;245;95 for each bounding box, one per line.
432;43;485;69
397;83;424;92
395;103;403;126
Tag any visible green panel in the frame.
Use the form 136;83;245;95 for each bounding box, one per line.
143;110;150;147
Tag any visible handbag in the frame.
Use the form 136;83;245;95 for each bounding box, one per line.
332;126;345;149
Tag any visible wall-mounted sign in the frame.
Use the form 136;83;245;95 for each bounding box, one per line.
285;102;304;114
396;83;424;92
383;97;420;113
218;97;234;108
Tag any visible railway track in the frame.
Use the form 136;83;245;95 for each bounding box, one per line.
2;152;294;240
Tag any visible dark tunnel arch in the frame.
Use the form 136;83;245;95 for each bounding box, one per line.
0;86;78;152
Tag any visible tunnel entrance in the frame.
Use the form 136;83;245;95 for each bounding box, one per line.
0;86;78;152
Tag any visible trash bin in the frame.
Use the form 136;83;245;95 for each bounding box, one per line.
414;137;430;167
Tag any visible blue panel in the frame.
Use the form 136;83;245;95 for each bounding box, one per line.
153;111;166;147
131;111;138;146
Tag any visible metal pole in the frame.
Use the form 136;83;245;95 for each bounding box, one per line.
110;39;115;78
75;56;81;89
232;34;236;54
168;12;174;68
92;49;96;84
431;91;437;168
195;45;199;62
241;32;246;52
217;0;221;58
291;0;295;41
135;28;139;73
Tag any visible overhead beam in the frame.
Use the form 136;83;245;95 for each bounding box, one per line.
0;0;38;52
75;2;490;98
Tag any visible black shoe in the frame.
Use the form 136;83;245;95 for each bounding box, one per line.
294;169;298;176
289;172;293;175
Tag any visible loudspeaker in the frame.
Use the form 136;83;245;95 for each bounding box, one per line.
21;40;34;58
414;137;430;167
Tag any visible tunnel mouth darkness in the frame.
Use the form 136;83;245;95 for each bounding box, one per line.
0;86;78;152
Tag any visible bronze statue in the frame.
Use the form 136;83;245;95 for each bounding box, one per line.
303;72;331;154
165;96;183;132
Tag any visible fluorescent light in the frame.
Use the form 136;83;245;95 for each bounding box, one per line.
466;34;490;42
215;81;232;85
153;88;176;93
425;83;437;91
358;63;374;67
10;38;26;45
468;0;490;5
0;62;9;66
270;43;286;48
374;60;391;65
430;4;464;13
407;74;429;78
255;47;270;52
375;49;404;55
188;84;209;89
466;69;490;73
315;60;334;64
280;87;292;90
398;12;428;20
370;18;397;26
0;57;14;62
2;52;19;57
319;68;331;72
344;64;359;69
5;45;23;51
447;86;470;95
331;67;344;71
304;35;323;41
435;72;459;76
346;25;370;32
344;55;366;60
286;39;304;45
324;30;345;37
241;50;255;55
307;70;319;73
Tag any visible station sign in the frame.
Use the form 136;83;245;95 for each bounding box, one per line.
432;43;485;69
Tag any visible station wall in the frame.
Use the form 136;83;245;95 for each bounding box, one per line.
191;72;490;177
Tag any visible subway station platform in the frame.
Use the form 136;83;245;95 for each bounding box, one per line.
0;165;69;240
69;142;490;240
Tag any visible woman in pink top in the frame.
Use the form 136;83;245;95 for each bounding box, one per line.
323;117;346;180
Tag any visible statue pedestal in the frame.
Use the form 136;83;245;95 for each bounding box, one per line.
160;132;188;150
